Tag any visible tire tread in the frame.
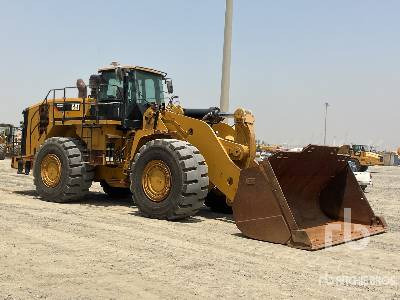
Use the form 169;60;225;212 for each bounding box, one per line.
131;139;209;220
33;137;93;202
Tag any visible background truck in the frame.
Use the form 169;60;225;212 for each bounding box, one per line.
348;160;372;191
339;144;384;171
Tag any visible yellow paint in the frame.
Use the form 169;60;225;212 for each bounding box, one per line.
340;145;384;167
95;165;129;188
18;96;257;202
40;154;62;188
141;160;172;202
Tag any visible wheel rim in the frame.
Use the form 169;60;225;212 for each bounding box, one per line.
142;160;171;202
41;154;62;188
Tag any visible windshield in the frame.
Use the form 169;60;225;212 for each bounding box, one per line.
352;145;369;152
97;69;165;105
0;127;10;135
133;71;164;105
98;71;123;101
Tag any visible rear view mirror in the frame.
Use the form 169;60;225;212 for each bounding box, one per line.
166;80;173;94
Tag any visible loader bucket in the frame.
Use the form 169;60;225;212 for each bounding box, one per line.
232;145;386;250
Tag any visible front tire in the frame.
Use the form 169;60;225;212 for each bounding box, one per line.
130;139;209;220
33;137;93;202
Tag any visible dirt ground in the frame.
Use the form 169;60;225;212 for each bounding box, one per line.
0;159;399;299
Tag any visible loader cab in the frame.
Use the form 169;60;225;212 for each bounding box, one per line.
351;144;371;156
90;64;167;129
352;145;368;153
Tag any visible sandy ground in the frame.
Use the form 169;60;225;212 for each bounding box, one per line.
0;159;399;299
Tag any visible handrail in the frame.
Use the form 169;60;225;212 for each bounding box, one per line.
29;86;83;154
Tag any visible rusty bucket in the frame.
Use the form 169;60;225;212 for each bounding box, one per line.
233;145;386;250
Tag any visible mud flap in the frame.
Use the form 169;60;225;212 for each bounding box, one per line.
232;145;386;250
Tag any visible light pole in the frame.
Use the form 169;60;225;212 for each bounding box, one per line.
323;102;329;145
220;0;233;113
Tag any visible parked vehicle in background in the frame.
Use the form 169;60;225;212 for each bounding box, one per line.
339;144;384;171
0;124;21;160
348;160;372;191
255;151;274;162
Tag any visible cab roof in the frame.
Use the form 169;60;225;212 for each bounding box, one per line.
98;63;166;76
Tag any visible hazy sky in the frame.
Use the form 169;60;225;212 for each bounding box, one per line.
0;0;398;150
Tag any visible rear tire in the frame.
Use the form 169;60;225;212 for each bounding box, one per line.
33;137;93;202
101;180;132;199
0;144;5;160
130;139;209;220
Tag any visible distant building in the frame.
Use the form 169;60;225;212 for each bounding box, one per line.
381;152;400;166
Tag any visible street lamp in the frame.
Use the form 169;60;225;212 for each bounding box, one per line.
324;102;330;145
220;0;233;113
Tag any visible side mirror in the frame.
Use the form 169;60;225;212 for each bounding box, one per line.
166;80;173;94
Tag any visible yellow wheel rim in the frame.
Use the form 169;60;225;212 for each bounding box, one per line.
142;160;171;202
41;154;62;188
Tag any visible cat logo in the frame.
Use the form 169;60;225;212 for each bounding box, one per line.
71;103;80;111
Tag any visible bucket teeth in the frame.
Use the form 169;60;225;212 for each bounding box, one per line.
233;145;386;250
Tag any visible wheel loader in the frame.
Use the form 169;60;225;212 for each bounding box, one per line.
339;144;384;171
12;63;386;250
0;123;20;160
0;135;5;160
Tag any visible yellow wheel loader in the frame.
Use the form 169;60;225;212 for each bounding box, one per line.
0;124;20;160
0;134;6;160
339;144;384;172
12;63;386;250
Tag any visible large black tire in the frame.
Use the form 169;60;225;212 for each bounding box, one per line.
0;144;5;160
101;180;132;199
205;188;232;214
359;165;368;172
130;139;209;220
33;137;93;202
